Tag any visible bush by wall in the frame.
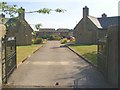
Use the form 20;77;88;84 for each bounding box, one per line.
48;34;61;40
60;38;68;44
32;37;43;44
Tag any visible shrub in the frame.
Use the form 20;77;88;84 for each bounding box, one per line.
42;35;49;39
48;34;61;40
48;35;54;40
61;38;68;44
32;38;43;44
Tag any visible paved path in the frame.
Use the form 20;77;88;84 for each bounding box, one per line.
8;41;109;88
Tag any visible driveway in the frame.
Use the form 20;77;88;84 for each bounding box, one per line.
7;41;109;88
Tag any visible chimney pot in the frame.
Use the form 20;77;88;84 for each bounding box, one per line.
102;13;107;18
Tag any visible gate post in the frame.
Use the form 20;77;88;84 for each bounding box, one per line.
107;26;118;87
0;24;6;89
97;37;107;78
14;37;17;67
0;37;2;89
4;35;7;83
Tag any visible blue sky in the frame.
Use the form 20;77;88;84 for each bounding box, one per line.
2;0;120;30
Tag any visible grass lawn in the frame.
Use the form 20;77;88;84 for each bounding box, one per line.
69;45;98;64
17;44;42;64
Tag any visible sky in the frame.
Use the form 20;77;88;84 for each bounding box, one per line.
1;0;120;30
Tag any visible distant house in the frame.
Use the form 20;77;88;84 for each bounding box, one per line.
36;28;56;38
57;28;73;38
0;7;33;46
68;29;74;37
74;6;119;44
36;28;73;38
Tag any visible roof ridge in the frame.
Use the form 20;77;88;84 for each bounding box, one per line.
89;15;120;19
88;15;97;19
88;16;102;28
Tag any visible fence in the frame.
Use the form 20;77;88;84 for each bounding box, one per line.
2;35;17;83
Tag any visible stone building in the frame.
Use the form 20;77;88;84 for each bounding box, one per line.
56;28;73;38
0;7;33;46
35;28;73;38
74;6;119;44
36;28;56;38
74;6;120;87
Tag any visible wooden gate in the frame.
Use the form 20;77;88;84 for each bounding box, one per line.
2;35;17;83
97;37;108;78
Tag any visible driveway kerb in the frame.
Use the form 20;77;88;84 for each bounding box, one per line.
66;45;98;69
17;44;44;67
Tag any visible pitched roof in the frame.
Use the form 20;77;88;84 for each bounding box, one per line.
39;28;55;30
39;28;56;32
74;6;120;30
97;16;120;28
0;16;33;31
88;15;120;29
57;28;70;32
88;16;102;28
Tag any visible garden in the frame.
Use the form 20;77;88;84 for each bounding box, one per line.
17;44;42;64
69;44;98;65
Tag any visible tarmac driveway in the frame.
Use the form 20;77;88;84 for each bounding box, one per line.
7;41;109;88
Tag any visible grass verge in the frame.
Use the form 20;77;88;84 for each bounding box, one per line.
69;45;97;64
17;44;42;64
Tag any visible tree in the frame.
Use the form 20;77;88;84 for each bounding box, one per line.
0;2;20;17
0;2;66;17
0;2;66;28
35;24;42;30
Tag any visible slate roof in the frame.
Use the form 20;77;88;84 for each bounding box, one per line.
88;16;102;29
39;28;56;32
57;28;70;32
88;15;120;29
0;15;20;25
0;16;33;32
97;16;120;28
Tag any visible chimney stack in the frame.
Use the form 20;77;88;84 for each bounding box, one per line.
18;7;25;19
102;13;107;18
83;6;89;18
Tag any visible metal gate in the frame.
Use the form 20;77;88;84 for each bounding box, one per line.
2;35;17;83
97;37;108;78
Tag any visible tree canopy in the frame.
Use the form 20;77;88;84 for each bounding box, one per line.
35;24;42;30
0;2;66;29
0;2;66;17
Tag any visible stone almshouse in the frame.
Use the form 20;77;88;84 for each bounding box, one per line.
0;7;33;46
74;6;119;44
